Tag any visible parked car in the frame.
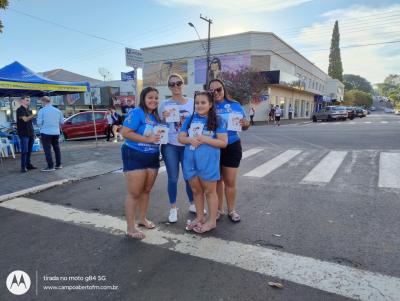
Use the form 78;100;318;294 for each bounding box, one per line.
370;106;376;111
345;106;356;120
384;108;395;113
355;107;367;117
312;106;348;122
61;111;108;140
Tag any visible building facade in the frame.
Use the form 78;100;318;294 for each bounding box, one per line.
141;31;344;121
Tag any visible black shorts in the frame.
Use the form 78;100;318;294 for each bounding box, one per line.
275;116;281;121
220;140;242;168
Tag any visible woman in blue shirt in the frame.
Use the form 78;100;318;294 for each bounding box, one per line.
179;91;227;234
208;79;251;223
121;87;161;240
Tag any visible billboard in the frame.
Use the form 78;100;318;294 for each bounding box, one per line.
194;53;251;84
143;60;188;86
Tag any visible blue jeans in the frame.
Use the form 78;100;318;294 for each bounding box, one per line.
161;143;193;205
19;136;34;169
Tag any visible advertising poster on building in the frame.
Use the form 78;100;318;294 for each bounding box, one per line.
90;88;101;105
194;53;250;84
143;60;188;86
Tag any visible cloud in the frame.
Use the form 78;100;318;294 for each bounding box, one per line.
156;0;312;13
292;4;400;83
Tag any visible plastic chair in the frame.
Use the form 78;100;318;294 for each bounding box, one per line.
0;137;16;159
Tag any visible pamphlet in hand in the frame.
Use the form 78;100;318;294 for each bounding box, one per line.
227;113;243;132
188;122;204;150
153;125;169;144
165;105;180;123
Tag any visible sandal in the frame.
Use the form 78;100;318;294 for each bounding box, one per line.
125;231;145;240
216;209;226;221
193;223;216;234
228;210;241;223
185;219;203;231
138;219;156;229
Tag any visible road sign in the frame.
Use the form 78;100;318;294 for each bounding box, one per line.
125;48;143;68
121;71;135;81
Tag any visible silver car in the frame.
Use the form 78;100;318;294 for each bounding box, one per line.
312;106;348;122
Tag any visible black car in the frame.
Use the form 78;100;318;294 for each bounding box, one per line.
345;106;356;120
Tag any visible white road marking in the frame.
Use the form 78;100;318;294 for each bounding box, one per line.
1;197;400;301
364;121;372;124
244;150;302;177
242;148;264;159
378;152;400;189
301;151;347;184
381;121;389;124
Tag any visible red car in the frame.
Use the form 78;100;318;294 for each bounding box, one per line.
61;111;108;140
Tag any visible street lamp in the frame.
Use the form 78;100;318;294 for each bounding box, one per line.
188;15;212;88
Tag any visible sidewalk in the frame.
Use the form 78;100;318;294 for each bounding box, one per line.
252;118;312;126
0;140;122;199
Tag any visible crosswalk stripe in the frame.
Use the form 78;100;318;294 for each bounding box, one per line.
242;147;264;159
364;121;372;124
244;150;302;177
2;197;400;301
301;151;347;184
381;121;388;124
378;152;400;189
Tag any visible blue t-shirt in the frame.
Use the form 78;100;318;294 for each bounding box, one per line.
180;113;226;151
123;108;159;154
215;99;247;144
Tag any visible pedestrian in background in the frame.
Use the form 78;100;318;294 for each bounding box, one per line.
275;105;282;126
158;74;195;223
179;91;227;234
121;98;135;121
106;108;114;142
37;96;64;171
268;104;275;124
288;104;293;120
249;105;255;126
16;95;36;172
208;79;250;223
121;87;161;240
110;106;122;142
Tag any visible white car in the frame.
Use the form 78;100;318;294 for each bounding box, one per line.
384;108;395;113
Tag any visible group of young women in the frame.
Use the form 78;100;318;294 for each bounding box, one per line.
121;74;250;239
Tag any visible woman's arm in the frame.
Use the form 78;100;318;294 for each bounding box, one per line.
196;133;227;148
121;126;160;143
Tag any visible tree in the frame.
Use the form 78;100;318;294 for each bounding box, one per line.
0;0;9;33
343;74;373;94
344;89;373;107
221;67;267;105
328;21;343;82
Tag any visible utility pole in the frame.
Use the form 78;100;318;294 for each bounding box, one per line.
200;14;212;88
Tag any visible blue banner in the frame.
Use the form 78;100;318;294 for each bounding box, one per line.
121;71;135;81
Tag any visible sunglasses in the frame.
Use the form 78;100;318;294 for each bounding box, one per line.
168;81;183;87
212;87;223;93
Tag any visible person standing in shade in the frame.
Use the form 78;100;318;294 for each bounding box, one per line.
288;104;293;120
208;79;251;223
249;106;255;126
275;105;282;126
158;74;195;223
16;95;37;172
37;96;64;171
106;108;114;142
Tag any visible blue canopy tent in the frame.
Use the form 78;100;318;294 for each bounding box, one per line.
0;61;90;97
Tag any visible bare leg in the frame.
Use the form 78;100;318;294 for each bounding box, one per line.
138;169;158;228
221;166;239;213
200;180;218;231
217;177;224;212
188;177;206;225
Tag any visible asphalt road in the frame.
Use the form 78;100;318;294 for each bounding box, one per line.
1;109;399;301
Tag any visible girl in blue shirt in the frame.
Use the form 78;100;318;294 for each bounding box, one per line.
208;79;251;223
179;91;228;234
121;87;161;240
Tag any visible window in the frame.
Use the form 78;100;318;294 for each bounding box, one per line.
71;114;89;124
94;112;105;120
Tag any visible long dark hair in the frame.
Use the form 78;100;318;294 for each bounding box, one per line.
139;87;160;122
191;91;218;132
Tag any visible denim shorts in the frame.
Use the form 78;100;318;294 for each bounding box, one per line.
121;144;160;172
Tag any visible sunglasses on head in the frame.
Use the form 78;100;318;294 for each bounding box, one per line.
168;81;183;87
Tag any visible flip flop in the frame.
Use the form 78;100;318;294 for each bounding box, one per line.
138;220;156;229
216;209;226;221
228;211;241;223
125;231;145;240
185;220;203;231
193;224;216;234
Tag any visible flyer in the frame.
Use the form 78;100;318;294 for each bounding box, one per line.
188;122;204;137
165;105;180;122
227;113;243;132
153;125;169;144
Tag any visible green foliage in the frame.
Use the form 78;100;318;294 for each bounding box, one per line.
0;0;9;33
328;21;343;82
376;74;400;103
344;89;373;107
221;67;267;105
343;74;373;94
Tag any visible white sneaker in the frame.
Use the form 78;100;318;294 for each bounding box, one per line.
168;208;178;223
189;204;207;214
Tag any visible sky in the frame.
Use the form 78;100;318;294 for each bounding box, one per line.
0;0;399;84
